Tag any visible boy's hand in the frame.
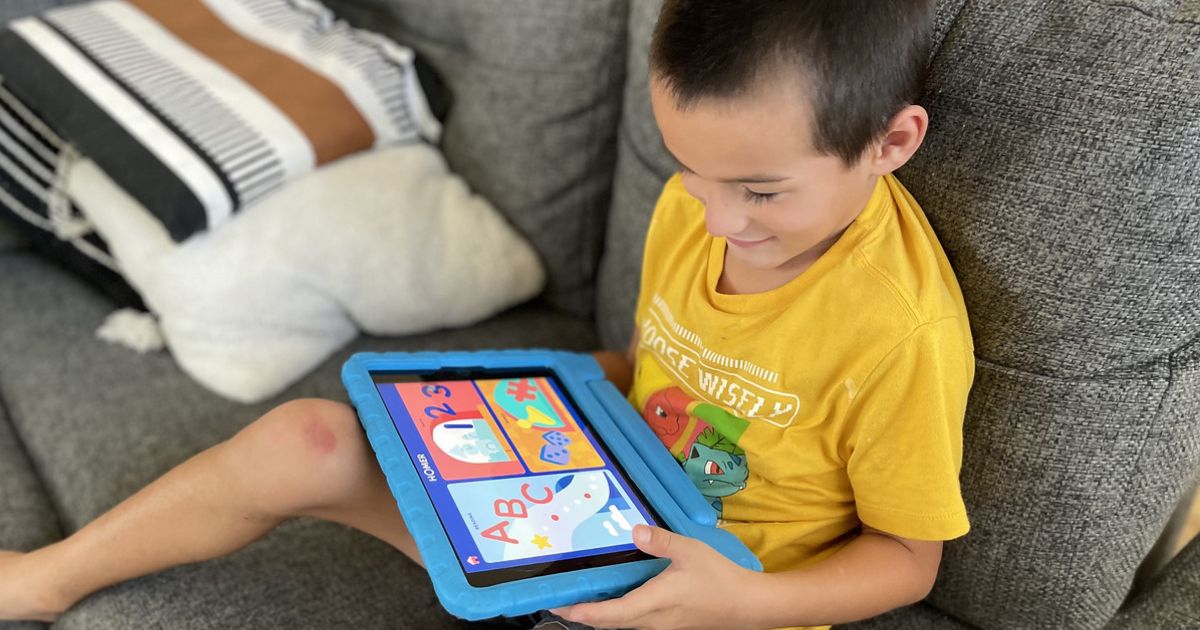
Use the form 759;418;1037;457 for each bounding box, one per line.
552;525;762;630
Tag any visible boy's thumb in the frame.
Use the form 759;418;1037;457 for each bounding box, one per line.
633;525;686;561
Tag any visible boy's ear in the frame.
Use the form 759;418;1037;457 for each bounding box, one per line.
867;104;929;176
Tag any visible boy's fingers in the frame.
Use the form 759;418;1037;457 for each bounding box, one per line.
559;580;664;628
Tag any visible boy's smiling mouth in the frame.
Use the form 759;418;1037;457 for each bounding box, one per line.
725;236;772;248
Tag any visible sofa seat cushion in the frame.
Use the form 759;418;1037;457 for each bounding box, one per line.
0;401;61;553
55;519;474;630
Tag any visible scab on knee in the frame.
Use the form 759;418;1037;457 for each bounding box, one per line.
256;398;358;460
303;418;338;455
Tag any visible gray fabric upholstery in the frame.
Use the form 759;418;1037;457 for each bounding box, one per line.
57;519;470;630
0;402;58;630
930;353;1200;629
0;251;596;530
898;2;1200;627
324;0;629;319
0;0;71;25
839;604;972;630
905;0;1200;378
0;405;57;630
595;0;674;350
1107;535;1200;630
0;403;60;549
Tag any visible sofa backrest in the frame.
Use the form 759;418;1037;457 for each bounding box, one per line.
897;2;1199;628
596;0;1200;628
326;0;629;320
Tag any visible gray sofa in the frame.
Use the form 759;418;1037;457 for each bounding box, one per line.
2;1;1198;629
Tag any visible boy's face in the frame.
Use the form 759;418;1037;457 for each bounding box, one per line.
650;77;880;279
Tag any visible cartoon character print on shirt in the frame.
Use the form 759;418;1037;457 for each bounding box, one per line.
642;386;750;513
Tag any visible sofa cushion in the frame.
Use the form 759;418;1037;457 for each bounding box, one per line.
930;352;1200;629
1109;535;1200;630
840;603;971;630
0;400;61;553
55;519;470;630
325;0;628;319
901;0;1200;379
593;0;670;351
899;4;1200;624
0;397;58;630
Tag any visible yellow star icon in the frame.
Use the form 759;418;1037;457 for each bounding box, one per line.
531;534;552;550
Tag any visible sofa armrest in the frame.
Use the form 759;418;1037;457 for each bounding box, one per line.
1107;534;1200;629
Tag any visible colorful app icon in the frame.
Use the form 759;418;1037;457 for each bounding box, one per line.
432;417;510;464
392;381;525;481
447;471;650;564
481;378;604;472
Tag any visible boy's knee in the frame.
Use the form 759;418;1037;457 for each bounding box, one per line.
230;398;372;512
237;398;365;469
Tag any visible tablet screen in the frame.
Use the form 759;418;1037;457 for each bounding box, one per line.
370;369;663;586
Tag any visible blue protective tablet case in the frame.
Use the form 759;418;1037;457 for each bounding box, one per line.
342;350;761;620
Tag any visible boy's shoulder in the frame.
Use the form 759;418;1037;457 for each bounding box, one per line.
847;175;971;333
640;173;709;262
648;173;701;229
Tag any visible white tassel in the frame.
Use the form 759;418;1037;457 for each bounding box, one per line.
96;308;166;354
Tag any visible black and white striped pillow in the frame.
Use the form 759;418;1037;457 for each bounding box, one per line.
0;80;145;308
0;0;443;241
0;0;448;309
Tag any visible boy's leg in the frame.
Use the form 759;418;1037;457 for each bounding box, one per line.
0;398;417;621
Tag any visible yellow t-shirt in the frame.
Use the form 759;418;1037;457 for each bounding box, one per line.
629;173;974;582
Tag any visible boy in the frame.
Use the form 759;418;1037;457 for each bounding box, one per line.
0;1;971;629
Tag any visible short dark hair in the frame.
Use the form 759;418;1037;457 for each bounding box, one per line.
650;0;935;164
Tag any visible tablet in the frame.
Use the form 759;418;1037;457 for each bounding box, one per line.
342;350;760;620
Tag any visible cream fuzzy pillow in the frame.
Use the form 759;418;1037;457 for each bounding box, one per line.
69;145;545;403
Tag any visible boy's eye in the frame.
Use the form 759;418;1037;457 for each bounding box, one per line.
742;188;778;204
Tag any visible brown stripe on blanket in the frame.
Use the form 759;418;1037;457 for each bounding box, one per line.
126;0;375;165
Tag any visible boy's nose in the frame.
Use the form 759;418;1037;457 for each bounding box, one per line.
681;174;751;238
703;194;752;239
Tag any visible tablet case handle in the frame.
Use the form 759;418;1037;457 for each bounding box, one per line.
586;378;719;528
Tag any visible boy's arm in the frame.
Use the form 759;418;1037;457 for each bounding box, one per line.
556;523;942;629
743;526;942;628
591;326;639;395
